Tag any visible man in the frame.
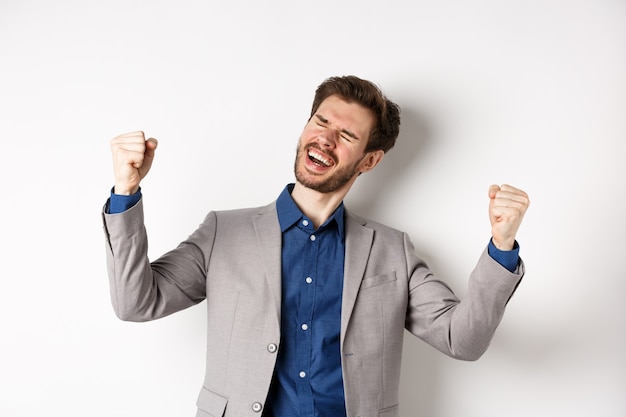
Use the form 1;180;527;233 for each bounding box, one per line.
103;75;529;417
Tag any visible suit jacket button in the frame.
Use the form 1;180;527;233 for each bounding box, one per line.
252;402;263;413
267;343;278;353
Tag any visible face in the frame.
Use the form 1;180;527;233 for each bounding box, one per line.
294;95;381;194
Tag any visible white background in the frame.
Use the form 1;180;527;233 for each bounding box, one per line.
1;1;624;416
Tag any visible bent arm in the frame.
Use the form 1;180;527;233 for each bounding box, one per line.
102;198;212;321
405;236;524;361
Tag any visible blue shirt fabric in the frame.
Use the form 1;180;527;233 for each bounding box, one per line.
264;184;347;417
106;187;141;214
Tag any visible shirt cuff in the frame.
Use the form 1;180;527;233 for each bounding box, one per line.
106;187;142;214
487;238;520;273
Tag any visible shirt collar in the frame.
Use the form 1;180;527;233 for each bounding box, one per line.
276;184;345;239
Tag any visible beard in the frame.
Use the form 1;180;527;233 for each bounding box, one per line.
294;143;364;194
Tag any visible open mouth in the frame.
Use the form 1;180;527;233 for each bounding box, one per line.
308;148;334;168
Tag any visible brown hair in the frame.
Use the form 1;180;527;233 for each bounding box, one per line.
310;75;401;153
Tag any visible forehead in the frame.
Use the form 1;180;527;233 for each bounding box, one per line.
315;95;375;139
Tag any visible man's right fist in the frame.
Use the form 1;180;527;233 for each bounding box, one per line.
110;131;158;195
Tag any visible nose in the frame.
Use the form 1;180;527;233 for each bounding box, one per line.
317;128;338;148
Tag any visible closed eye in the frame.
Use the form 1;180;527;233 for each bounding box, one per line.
314;114;360;142
340;129;358;142
315;115;329;127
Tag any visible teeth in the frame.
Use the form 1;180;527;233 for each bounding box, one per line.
308;149;332;167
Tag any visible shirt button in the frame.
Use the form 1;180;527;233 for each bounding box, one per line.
301;323;308;331
267;343;278;353
302;219;309;226
251;402;263;413
310;235;316;241
305;277;313;284
299;371;306;378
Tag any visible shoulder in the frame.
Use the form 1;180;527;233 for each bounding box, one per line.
345;209;406;239
206;202;278;231
213;201;276;219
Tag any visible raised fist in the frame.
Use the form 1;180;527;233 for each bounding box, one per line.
110;131;158;195
488;184;530;251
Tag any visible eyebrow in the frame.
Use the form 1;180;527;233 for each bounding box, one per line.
315;114;360;141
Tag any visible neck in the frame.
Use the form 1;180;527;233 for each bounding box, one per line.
290;181;354;229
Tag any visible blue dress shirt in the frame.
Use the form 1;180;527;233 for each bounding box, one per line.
264;184;347;417
106;187;142;214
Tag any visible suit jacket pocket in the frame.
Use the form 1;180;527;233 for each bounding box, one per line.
380;403;399;417
196;386;228;417
360;271;397;290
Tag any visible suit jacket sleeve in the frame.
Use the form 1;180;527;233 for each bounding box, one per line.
102;198;212;321
404;233;524;360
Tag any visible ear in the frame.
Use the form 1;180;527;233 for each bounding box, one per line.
359;150;385;173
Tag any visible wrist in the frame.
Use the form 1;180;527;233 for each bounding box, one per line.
491;237;515;251
113;184;139;195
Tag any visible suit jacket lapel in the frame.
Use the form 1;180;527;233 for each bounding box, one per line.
341;210;374;346
252;203;282;323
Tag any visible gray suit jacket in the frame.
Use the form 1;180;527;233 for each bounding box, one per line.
103;198;523;417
